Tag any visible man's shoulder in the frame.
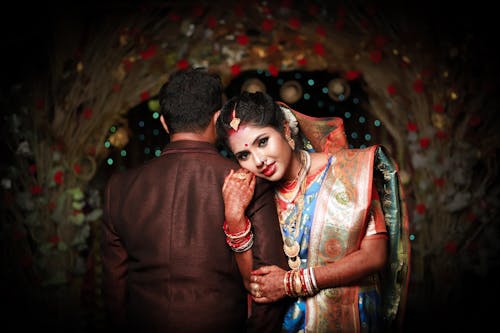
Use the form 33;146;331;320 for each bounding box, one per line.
251;177;276;202
104;162;145;191
254;176;274;189
105;151;238;188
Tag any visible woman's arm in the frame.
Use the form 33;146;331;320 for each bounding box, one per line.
234;251;253;291
310;187;389;289
313;236;387;289
251;235;387;303
222;168;256;291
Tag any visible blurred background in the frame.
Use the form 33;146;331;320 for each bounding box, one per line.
1;0;499;331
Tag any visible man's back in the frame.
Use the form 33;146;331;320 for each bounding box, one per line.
102;140;249;332
102;68;288;332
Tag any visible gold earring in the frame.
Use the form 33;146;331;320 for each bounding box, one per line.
288;137;295;150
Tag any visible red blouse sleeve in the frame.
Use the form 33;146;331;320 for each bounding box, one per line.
365;187;388;239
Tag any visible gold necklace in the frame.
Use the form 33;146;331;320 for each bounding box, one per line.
275;150;310;208
275;150;311;270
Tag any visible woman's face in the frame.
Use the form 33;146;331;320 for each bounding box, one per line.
228;124;298;182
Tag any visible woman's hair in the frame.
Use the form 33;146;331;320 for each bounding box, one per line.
216;91;287;147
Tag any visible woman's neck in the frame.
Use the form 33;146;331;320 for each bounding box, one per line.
276;150;311;204
283;151;305;183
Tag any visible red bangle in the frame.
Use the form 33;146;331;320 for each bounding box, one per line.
298;269;308;296
226;232;251;247
223;217;251;239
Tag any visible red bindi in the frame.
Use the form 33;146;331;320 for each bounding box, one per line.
244;143;248;147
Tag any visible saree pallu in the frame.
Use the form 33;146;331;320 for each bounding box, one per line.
280;102;410;333
278;102;410;333
305;146;409;333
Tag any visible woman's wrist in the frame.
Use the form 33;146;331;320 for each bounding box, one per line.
283;267;320;297
224;214;248;233
223;216;254;253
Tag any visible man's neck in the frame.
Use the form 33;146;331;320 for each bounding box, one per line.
169;132;215;144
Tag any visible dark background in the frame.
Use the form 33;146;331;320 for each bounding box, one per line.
2;0;498;91
1;1;498;332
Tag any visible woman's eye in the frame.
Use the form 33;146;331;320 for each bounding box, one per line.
258;137;268;147
236;152;249;161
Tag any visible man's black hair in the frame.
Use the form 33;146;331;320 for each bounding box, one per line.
158;67;222;134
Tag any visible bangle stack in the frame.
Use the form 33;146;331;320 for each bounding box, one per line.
223;217;254;252
283;267;319;297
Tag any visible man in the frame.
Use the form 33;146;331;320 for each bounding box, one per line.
101;68;288;332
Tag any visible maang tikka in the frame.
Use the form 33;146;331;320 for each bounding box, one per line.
229;103;241;131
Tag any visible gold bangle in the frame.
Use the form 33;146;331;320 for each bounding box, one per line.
293;270;302;295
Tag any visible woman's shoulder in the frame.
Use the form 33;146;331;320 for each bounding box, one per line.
309;151;330;175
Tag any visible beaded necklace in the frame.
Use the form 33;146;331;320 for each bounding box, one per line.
275;150;311;270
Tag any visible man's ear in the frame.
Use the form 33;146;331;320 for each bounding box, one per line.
160;115;170;134
212;110;221;126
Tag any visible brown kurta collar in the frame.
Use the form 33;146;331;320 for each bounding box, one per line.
161;140;220;156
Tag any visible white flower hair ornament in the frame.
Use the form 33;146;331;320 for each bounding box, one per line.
279;104;299;136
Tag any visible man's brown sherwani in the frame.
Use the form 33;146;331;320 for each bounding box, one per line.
102;140;288;332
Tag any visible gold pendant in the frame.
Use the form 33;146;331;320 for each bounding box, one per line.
283;237;300;258
288;256;301;270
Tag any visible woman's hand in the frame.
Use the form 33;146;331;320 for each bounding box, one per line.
249;265;287;303
222;168;256;228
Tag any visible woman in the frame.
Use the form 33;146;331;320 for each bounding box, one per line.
217;91;410;333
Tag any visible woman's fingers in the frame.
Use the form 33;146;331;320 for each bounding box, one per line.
251;295;273;303
248;172;256;190
248;265;287;302
252;265;279;276
223;169;256;221
222;169;235;193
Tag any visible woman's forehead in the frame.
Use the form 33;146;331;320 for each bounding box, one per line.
229;125;277;146
230;125;262;140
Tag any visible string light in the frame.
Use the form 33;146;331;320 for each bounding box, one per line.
108;70;381;172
